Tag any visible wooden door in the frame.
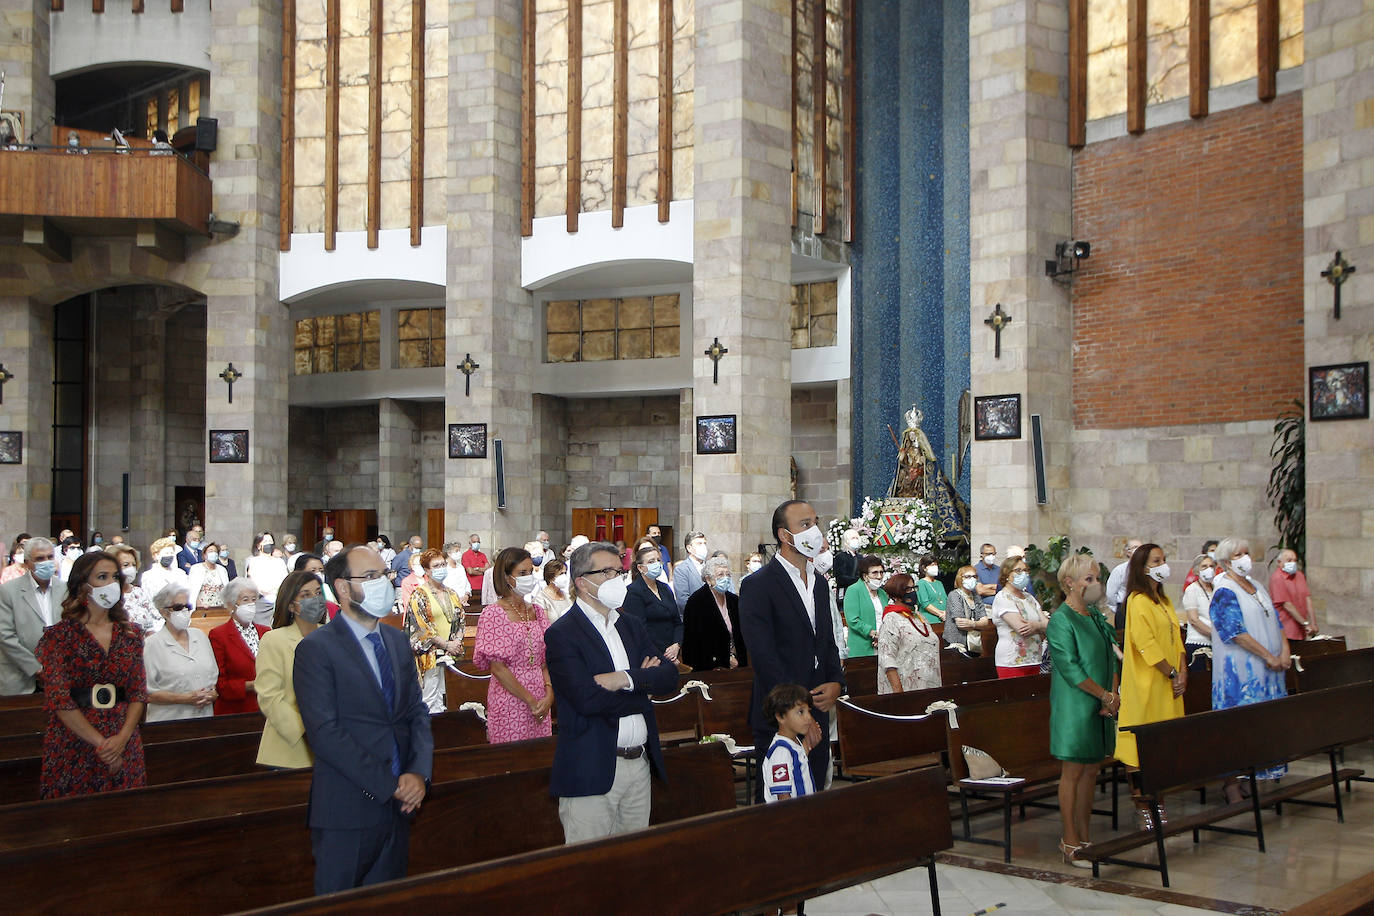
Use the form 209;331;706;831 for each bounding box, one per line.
427;509;444;549
332;509;377;546
569;508;661;549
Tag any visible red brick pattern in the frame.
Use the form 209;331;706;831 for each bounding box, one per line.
1071;94;1304;429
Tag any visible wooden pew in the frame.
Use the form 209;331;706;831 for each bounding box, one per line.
0;743;735;916
844;649;997;697
441;662;492;708
0;705;47;737
695;681;759;798
1087;682;1374;887
240;767;955;916
0;707;488;803
649;686;702;744
1287;636;1348;692
1295;646;1374;692
0;710;265;760
0;693;43;711
835;675;1051;779
844;655;879;695
0;736;564;852
1283;870;1374;916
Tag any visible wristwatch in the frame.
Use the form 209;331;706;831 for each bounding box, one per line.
1167;668;1178;680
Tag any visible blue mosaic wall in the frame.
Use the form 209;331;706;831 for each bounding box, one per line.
850;0;970;514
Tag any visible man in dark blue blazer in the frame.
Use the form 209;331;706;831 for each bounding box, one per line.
738;500;845;798
176;524;204;574
545;541;679;844
295;544;434;895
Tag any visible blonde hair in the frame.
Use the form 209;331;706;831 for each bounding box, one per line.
149;536;177;558
1057;553;1097;589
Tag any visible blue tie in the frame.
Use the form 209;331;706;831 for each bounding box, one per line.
365;630;402;777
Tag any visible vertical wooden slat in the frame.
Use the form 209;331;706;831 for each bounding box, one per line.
410;0;425;246
92;0;104;13
325;0;340;251
1068;0;1087;147
567;0;582;233
1257;0;1279;101
171;0;183;11
521;0;535;237
132;0;145;13
842;0;855;242
50;1;64;13
611;0;628;228
280;0;296;251
656;0;673;224
367;0;382;249
790;0;798;228
1190;0;1210;117
1126;0;1146;134
812;0;826;235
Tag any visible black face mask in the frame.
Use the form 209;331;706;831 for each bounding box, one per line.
159;556;175;568
650;535;661;545
900;591;918;607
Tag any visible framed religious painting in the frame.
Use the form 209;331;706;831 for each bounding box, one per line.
0;431;21;464
448;423;488;459
1309;362;1369;421
695;415;737;454
973;394;1022;440
208;430;249;463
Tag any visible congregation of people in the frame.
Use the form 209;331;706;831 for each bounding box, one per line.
0;508;1324;889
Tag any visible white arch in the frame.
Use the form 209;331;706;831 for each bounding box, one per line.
51;6;211;77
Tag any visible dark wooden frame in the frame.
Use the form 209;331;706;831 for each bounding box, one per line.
1257;0;1279;101
410;0;426;247
1189;0;1210;118
973;394;1022;441
1126;0;1147;134
521;0;536;236
566;0;583;233
656;0;673;223
324;0;341;251
0;432;21;465
1068;0;1087;147
1309;362;1370;422
812;0;827;235
366;0;383;249
611;0;628;228
208;430;249;464
695;415;738;455
448;423;489;459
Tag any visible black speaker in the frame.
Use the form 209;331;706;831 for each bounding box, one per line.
195;117;218;152
121;473;130;530
1030;414;1047;505
494;439;506;510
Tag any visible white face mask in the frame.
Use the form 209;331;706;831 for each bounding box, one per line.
120;566;138;581
925;565;940;578
961;576;978;592
204;552;219;565
89;582;123;609
868;574;886;589
843;537;861;552
554;572;570;592
588;573;628;610
12;551;22;564
1282;561;1298;575
789;525;825;559
234;603;256;624
514;573;541;597
354;576;396;618
689;542;708;561
167;610;192;631
1199;567;1216;583
1147;563;1171;583
983;554;998;566
812;550;834;575
747;560;762;573
1230;554;1253;576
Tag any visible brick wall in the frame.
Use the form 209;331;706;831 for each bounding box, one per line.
1072;94;1304;429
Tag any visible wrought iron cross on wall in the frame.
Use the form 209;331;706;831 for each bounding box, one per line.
984;303;1013;359
457;353;480;397
704;337;728;384
218;363;242;404
1322;250;1356;320
0;364;12;406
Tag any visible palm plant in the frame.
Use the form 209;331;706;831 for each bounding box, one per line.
1266;399;1305;561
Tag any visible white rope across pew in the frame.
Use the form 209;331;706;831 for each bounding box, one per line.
437;656;492;679
651;680;713;704
835;695;944;724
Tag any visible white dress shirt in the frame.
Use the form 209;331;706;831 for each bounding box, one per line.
1105;560;1130;608
776;553;817;631
578;602;648;748
141;563;190;604
30;578;60;627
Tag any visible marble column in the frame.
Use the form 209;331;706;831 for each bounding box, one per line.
0;0;54;145
444;0;535;551
967;0;1074;550
378;398;421;543
690;0;795;563
0;296;53;535
202;0;288;557
1302;0;1374;646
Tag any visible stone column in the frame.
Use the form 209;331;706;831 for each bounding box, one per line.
0;296;53;535
202;0;288;556
1302;0;1374;646
127;306;169;550
444;0;534;550
378;398;421;543
0;0;54;144
967;0;1073;550
690;0;794;564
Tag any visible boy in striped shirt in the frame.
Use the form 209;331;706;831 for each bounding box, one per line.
762;683;818;802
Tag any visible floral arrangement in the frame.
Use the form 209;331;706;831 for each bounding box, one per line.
826;496;937;575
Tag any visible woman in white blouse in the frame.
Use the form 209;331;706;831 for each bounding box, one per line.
990;555;1047;678
532;557;574;621
143;584;219;721
140;536;188;605
245;531;288;626
187;541;230;612
1182;554;1216;671
107;544;162;637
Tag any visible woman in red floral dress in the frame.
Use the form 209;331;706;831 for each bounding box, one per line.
35;552;148;798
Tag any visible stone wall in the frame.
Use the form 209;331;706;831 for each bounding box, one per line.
791;385;841;523
564;396;679;529
286;405;379;532
534;394;570;548
163;305;207;512
418;402;446;543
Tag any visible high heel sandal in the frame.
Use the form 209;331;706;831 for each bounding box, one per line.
1059;839;1093;869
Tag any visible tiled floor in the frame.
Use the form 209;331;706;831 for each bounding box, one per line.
805;743;1374;915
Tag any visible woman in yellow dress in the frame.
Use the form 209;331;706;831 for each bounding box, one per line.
406;548;466;714
255;571;328;769
1115;542;1186;830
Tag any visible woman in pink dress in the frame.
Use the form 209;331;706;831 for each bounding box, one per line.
472;546;554;743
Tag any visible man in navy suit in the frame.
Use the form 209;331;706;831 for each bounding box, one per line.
294;544;434;894
545;541;678;844
176;524;204;574
738;500;845;797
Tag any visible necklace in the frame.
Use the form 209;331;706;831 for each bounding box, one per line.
910;613;931;638
504;598;537;664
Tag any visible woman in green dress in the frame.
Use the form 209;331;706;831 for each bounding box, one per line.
842;555;884;658
914;553;947;627
1046;553;1120;866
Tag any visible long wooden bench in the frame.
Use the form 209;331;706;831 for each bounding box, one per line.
1283;870;1374;916
1087;682;1374;887
238;767;955;916
0;710;265;760
1;742;735;916
0;736;566;852
0;707;488;803
835;675;1051;779
1286;635;1348;692
1295;645;1374;692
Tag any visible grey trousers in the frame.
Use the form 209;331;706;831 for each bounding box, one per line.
558;755;651;844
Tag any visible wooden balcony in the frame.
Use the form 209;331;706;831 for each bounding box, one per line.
0;146;211;262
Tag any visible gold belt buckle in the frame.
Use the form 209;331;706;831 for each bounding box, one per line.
90;683;117;709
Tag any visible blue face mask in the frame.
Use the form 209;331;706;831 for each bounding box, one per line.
644;561;663;579
713;575;733;594
1012;571;1032;592
531;556;543;567
32;560;56;580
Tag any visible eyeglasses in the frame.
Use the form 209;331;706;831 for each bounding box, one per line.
344;570;388;581
587;567;622;580
164;603;191;612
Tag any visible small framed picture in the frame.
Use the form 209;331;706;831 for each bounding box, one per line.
208;430;249;463
695;414;737;455
1309;362;1369;422
0;431;21;464
974;394;1022;441
449;423;488;459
